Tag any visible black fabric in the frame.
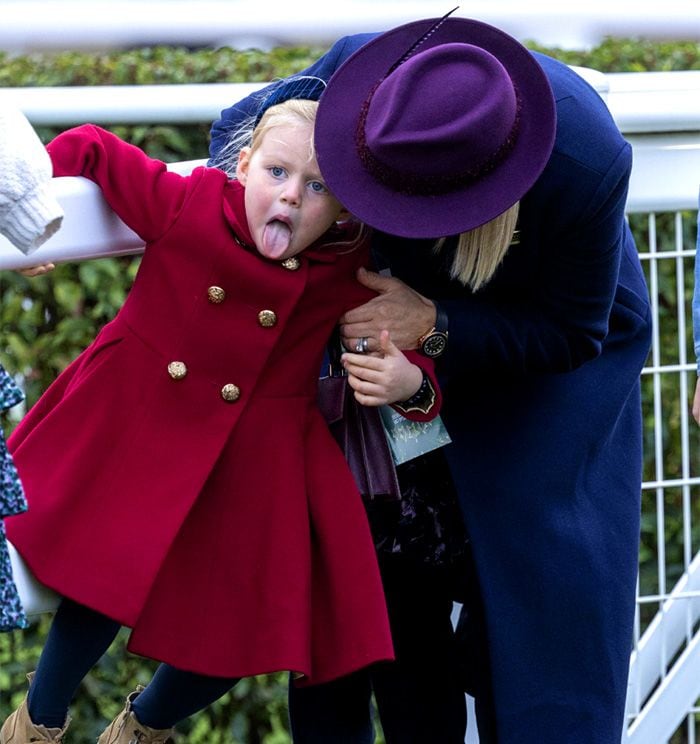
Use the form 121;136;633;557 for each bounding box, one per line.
289;555;469;744
370;448;468;580
288;673;375;744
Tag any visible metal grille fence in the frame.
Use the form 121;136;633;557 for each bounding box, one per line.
623;209;700;744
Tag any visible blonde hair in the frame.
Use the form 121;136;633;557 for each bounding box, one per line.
209;99;319;178
250;99;318;159
435;201;520;291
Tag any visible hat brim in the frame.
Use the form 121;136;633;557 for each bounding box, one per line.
315;17;556;239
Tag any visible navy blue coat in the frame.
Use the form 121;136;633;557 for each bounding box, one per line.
211;36;652;743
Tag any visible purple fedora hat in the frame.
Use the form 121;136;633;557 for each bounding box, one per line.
315;16;556;238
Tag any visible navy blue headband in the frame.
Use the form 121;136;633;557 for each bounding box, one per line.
253;76;327;126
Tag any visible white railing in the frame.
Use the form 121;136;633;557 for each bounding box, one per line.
1;69;699;263
0;68;699;743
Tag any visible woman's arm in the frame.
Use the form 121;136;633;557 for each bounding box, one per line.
343;143;635;379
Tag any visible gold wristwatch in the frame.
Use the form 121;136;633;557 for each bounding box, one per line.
417;302;449;358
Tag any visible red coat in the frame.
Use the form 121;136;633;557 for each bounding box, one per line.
6;126;440;684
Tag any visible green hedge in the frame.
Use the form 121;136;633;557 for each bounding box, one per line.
1;37;699;743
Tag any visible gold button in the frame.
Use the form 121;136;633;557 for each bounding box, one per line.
167;361;187;380
221;383;240;402
281;257;300;271
258;309;277;328
207;286;226;304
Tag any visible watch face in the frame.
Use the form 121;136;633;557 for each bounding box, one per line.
422;332;448;358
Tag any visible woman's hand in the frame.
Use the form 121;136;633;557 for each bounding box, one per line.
340;267;436;352
341;330;423;406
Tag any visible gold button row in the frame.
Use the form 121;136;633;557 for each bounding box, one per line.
207;255;298;305
167;361;240;403
173;282;286;401
207;287;277;329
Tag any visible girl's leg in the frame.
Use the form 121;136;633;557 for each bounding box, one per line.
28;597;121;727
130;664;239;729
288;671;374;744
370;557;467;744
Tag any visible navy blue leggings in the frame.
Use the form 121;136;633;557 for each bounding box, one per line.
27;598;239;729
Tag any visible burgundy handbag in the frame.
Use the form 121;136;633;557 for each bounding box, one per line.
317;336;401;501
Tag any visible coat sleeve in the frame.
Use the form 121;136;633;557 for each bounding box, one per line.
397;351;442;423
439;142;633;379
208;34;379;161
47;124;195;244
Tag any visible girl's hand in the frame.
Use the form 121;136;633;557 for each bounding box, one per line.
341;329;423;406
693;377;700;425
19;263;55;277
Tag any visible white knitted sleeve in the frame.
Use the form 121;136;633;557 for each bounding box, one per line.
0;107;64;254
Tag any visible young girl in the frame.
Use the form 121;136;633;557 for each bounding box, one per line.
1;83;440;743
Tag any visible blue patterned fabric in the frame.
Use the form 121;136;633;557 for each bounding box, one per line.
1;363;28;631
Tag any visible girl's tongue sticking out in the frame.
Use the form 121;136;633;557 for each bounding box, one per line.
262;220;292;259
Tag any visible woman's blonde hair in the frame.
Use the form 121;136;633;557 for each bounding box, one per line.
435;201;519;291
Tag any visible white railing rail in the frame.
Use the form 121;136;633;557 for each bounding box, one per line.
1;70;700;131
624;554;700;743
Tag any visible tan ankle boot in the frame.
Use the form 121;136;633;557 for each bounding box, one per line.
97;688;173;744
0;672;71;743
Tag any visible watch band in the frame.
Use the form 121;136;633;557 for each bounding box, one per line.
434;301;448;335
